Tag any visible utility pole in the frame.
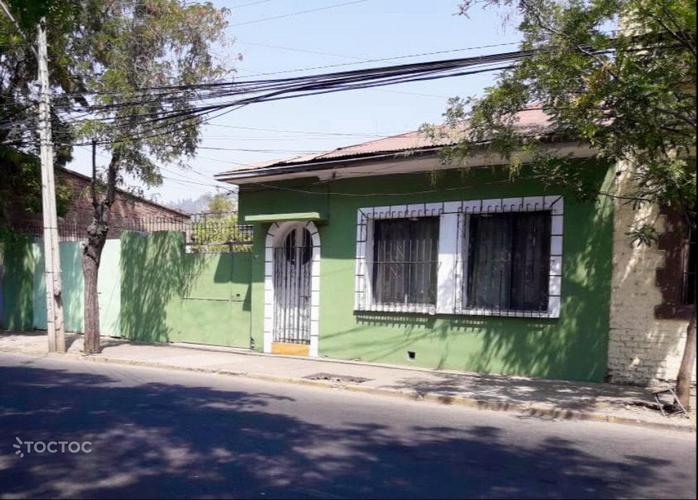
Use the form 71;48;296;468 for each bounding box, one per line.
37;18;65;353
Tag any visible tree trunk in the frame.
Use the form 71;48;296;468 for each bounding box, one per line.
82;248;101;353
82;217;109;354
82;149;119;355
676;308;696;408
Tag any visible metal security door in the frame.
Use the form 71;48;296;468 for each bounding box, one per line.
273;228;312;344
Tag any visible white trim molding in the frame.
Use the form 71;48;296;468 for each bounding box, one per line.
354;195;563;318
264;221;321;356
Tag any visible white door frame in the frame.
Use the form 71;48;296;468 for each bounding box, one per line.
263;221;320;356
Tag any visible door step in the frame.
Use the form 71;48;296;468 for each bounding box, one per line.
271;342;310;356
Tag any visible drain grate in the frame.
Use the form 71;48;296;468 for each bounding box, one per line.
304;372;371;384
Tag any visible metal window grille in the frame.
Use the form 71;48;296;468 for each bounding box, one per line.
372;217;439;306
465;211;551;312
355;196;562;318
272;228;312;344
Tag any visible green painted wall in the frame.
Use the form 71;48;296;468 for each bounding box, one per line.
240;163;615;382
0;234;35;331
32;241;84;333
120;231;251;347
2;232;251;349
98;240;122;337
21;238;118;335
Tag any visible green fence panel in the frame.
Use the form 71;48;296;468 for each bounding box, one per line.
120;231;252;348
0;235;35;331
32;241;84;333
98;239;121;337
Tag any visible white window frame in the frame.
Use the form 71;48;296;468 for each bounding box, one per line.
354;196;563;318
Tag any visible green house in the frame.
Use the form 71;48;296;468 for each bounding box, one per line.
216;109;617;383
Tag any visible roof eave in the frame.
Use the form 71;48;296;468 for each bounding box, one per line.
214;147;444;183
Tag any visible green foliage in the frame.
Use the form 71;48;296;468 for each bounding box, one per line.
1;1;78;225
627;224;659;247
71;0;230;187
207;193;235;214
0;146;73;224
1;1;230;227
440;0;696;241
190;213;251;253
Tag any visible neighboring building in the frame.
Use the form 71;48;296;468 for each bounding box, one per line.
216;108;695;385
607;167;696;385
9;167;190;238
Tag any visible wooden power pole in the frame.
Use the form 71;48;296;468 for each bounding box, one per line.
37;18;65;353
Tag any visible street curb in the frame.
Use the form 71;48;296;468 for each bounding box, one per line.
17;350;690;434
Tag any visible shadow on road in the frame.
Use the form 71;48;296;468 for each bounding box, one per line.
0;362;687;499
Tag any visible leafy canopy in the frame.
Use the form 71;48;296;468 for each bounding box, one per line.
207;193;235;213
2;1;230;223
71;0;230;189
0;0;80;223
439;0;696;241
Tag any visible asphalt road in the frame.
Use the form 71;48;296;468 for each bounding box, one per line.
0;353;695;499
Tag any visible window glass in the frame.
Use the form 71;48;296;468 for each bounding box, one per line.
466;211;551;311
372;217;439;305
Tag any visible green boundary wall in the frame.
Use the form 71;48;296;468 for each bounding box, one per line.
240;163;616;382
0;233;35;331
119;231;251;347
0;231;252;349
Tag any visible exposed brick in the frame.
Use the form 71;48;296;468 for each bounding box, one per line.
608;166;696;385
11;168;189;239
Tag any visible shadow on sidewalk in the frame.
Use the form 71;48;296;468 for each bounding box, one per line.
382;371;653;411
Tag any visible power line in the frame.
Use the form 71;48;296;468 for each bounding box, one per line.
230;0;368;27
238;41;522;78
27;43;672;152
42;51;526;149
48;61;514;149
54;47;533;101
194;146;323;153
0;0;37;57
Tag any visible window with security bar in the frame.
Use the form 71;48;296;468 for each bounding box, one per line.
464;211;551;312
371;216;439;306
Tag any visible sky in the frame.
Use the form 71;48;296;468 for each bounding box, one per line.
66;0;522;208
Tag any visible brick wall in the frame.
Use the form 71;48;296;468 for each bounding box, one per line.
608;165;696;385
12;168;189;238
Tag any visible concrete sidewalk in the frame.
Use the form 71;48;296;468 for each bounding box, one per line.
1;331;695;432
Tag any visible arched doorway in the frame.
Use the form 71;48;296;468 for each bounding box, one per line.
264;221;320;356
273;226;312;345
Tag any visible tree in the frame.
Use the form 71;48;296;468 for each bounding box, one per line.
440;0;696;405
0;0;78;225
65;0;229;353
207;192;235;214
187;193;246;253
